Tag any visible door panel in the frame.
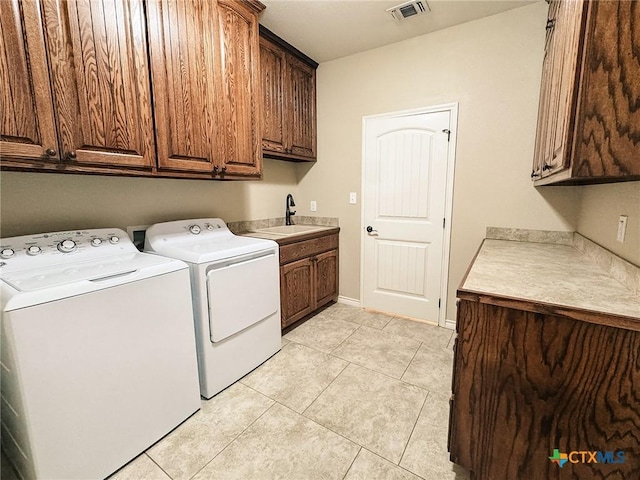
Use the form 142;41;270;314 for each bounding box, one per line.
260;37;286;154
288;55;316;159
147;0;220;172
41;0;155;168
363;110;451;322
0;0;58;162
207;252;279;342
315;249;338;307
376;240;427;297
217;0;261;176
280;257;313;327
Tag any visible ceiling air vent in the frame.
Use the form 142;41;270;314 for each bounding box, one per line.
387;0;430;21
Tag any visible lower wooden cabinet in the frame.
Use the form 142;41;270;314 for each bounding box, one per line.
449;296;640;479
278;229;339;329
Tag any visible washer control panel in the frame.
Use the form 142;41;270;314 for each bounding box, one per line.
0;228;136;273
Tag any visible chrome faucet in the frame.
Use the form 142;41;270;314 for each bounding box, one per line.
285;194;296;225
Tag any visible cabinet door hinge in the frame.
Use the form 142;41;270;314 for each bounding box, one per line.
442;129;451;141
438;298;441;309
443;218;446;229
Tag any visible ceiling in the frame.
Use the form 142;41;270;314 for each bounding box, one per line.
259;0;536;63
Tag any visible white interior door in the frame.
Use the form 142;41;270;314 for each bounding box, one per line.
362;108;453;324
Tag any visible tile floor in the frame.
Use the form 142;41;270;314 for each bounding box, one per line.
1;304;470;480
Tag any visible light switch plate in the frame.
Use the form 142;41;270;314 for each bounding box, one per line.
349;192;357;204
310;200;317;212
617;215;628;243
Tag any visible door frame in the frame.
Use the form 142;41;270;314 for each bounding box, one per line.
360;103;458;327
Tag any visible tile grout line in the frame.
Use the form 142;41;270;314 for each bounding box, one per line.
144;453;174;480
398;390;432;474
300;359;351;416
399;339;423;380
185;401;278;480
341;446;363;480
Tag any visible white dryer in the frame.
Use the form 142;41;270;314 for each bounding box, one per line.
144;218;281;399
0;228;201;480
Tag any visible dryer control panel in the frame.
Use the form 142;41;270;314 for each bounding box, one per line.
145;218;231;250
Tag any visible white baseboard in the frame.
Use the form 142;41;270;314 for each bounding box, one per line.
444;319;456;330
337;296;361;307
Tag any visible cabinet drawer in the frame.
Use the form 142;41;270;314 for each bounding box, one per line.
279;234;338;264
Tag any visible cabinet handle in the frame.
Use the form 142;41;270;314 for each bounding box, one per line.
542;163;552;171
546;19;555;30
45;148;57;157
213;166;219;175
221;166;227;175
531;170;540;179
67;151;77;160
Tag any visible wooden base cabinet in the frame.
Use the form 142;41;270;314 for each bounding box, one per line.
449;296;640;479
278;230;339;329
532;0;640;185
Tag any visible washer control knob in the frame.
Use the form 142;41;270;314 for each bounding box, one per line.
57;239;77;253
27;246;42;256
205;223;214;231
109;236;119;244
189;225;201;235
91;238;103;247
0;248;15;259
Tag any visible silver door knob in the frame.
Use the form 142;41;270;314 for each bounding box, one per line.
366;226;377;233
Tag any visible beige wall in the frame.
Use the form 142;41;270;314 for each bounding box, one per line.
576;182;640;266
0;159;299;237
4;1;633;323
295;1;580;320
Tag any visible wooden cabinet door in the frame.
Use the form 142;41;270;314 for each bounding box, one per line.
533;0;586;180
572;1;640;178
260;37;287;155
0;0;58;164
314;249;338;308
286;55;316;160
216;0;262;177
532;1;558;179
40;0;155;169
545;0;585;175
280;257;314;328
146;0;220;173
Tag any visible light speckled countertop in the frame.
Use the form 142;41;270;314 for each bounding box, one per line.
462;239;640;320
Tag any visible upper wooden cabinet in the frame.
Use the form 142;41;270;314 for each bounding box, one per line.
259;26;318;162
0;0;58;164
147;0;263;178
532;0;640;185
1;0;155;172
1;0;264;180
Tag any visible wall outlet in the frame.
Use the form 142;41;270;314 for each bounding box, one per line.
617;215;628;243
349;192;357;204
310;200;317;212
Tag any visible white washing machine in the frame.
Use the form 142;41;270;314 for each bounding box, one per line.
144;218;281;399
0;228;201;480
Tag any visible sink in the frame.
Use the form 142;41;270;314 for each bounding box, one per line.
249;225;326;236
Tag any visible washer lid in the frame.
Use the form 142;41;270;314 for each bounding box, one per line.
145;218;277;264
1;252;175;292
